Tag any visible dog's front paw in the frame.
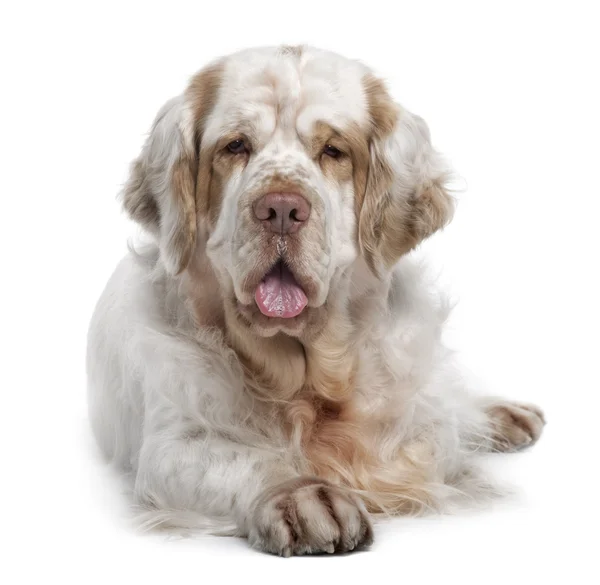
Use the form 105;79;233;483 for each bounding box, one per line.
487;402;546;452
248;477;373;556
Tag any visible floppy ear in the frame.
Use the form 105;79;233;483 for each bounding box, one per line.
122;96;198;275
359;86;454;275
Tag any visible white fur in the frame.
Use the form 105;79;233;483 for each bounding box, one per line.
87;46;543;553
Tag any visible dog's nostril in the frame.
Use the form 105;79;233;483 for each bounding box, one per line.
253;192;311;234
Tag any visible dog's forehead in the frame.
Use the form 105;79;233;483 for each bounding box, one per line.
201;47;370;145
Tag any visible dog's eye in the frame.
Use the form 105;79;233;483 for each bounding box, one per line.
227;139;247;155
323;144;342;158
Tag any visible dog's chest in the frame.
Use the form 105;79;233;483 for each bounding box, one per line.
281;389;372;482
275;364;434;515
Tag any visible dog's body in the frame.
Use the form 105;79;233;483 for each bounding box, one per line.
87;46;544;556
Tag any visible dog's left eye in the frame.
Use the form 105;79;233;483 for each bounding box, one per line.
227;139;247;154
323;144;342;158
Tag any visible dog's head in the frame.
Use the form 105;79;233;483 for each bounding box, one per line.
123;46;453;338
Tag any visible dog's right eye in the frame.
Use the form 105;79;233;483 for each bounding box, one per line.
226;139;247;154
323;144;342;158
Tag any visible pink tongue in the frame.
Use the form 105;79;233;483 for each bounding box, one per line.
255;263;308;318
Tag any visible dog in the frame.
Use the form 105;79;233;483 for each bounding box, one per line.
87;45;545;556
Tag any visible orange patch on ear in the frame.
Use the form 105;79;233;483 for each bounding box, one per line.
363;74;399;139
187;62;224;224
358;74;400;273
169;155;199;274
361;175;454;273
410;182;454;243
359;74;454;274
187;61;224;138
121;61;225;275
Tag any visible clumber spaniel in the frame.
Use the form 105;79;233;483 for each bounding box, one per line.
87;45;545;556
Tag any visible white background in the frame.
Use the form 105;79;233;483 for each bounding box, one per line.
2;1;599;583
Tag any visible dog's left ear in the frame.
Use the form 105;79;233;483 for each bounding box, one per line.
359;78;454;275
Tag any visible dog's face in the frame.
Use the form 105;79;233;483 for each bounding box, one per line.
123;46;453;338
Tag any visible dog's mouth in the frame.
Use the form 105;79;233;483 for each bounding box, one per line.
254;260;308;319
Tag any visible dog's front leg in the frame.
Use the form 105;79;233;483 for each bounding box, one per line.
135;433;373;556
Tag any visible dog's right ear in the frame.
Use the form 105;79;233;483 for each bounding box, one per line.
122;63;222;275
122;96;199;275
